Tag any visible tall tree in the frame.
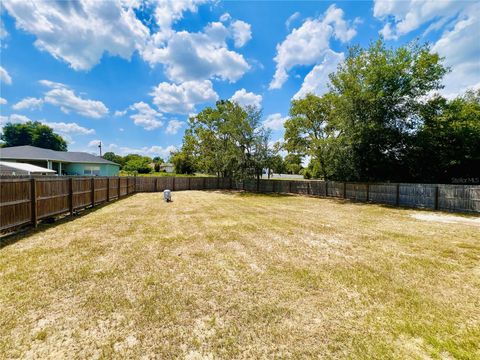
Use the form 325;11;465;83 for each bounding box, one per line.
328;40;447;181
178;100;271;179
285;39;448;181
1;121;67;151
410;90;480;182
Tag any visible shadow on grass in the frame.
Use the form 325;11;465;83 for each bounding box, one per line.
0;195;135;250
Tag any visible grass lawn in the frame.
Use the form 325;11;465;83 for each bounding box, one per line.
1;191;479;359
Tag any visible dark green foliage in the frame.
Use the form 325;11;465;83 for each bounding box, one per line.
103;152;124;166
171;151;195;174
285;39;478;183
154;163;161;172
122;154;152;174
176;100;272;179
1;121;67;151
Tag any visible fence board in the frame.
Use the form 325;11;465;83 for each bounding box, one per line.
0;179;31;230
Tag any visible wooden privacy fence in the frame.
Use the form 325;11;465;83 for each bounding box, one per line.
1;176;479;233
1;177;135;232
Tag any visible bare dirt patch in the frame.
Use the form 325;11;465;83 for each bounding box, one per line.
411;212;480;226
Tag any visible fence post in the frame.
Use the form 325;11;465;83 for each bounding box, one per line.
256;177;260;192
106;177;110;202
434;186;439;210
117;177;121;199
325;181;328;197
203;177;206;190
289;181;292;193
91;177;95;206
69;178;74;214
134;175;137;193
173;177;176;191
343;182;347;199
217;176;220;190
31;178;37;228
366;183;369;202
396;183;400;206
155;178;158;192
188;177;191;190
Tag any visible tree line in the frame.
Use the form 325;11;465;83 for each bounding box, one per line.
173;39;479;183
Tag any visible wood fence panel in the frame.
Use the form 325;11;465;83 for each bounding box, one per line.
369;183;397;204
94;178;108;204
134;177;150;192
309;181;325;196
243;179;257;192
73;178;92;210
188;177;204;190
399;183;436;209
174;177;189;191
274;180;290;194
218;178;231;189
36;178;70;219
291;181;310;195
109;178;119;199
438;185;480;213
346;183;368;201
119;178;127;196
326;181;344;198
230;179;243;191
0;178;31;230
259;179;274;192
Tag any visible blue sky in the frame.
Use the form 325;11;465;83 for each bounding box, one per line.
1;0;478;159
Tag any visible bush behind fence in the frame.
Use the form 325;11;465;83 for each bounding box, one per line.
1;176;478;233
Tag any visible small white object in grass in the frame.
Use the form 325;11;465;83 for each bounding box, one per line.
164;189;172;202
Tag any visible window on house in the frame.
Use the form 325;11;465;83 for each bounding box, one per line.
83;166;100;176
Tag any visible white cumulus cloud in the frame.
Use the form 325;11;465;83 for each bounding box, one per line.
46;121;95;135
0;114;94;139
12;97;44;111
0;66;12;84
3;0;150;71
165;119;184;135
294;50;344;99
0;113;30;126
40;80;109;118
270;5;356;90
0;97;7;105
263;113;288;131
373;0;466;40
230;89;262;108
128;102;163;131
373;0;480;97
150;80;218;114
230;20;251;48
143;21;250;83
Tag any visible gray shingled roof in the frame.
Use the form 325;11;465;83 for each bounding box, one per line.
0;146;119;165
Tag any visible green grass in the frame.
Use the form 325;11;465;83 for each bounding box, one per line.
1;191;479;358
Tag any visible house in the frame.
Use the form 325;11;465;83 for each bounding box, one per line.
0;161;57;176
0;145;120;176
160;163;174;173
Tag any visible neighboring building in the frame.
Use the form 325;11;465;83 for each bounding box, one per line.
0;161;56;176
0;145;120;176
160;163;174;173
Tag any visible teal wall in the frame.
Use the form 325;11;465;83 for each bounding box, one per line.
65;163;119;176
